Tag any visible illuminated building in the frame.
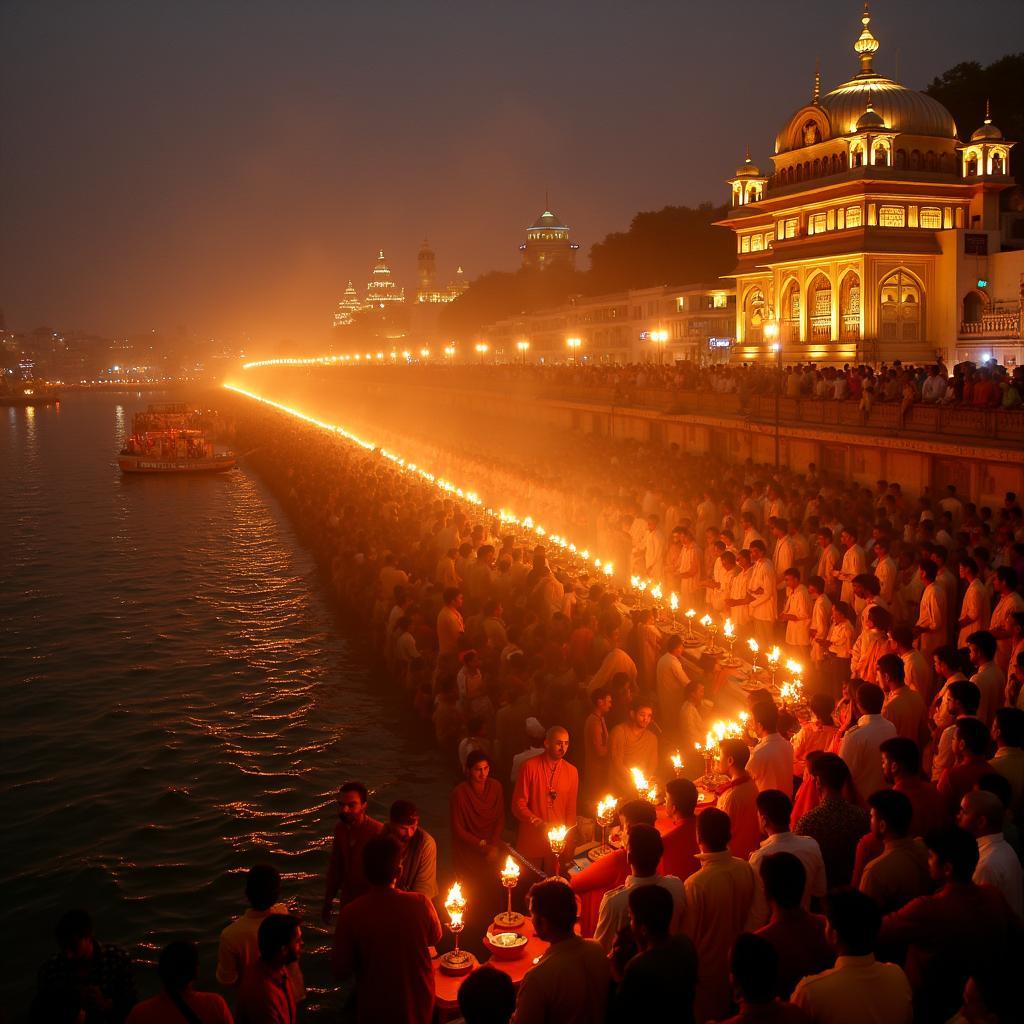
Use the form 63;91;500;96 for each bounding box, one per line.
415;239;469;305
332;281;361;328
520;204;580;271
365;249;405;308
719;2;1020;366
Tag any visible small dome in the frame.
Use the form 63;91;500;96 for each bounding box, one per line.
735;148;761;177
971;103;1003;142
855;101;886;131
529;210;568;231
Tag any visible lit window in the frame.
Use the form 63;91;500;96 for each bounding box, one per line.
846;206;862;228
879;206;905;227
784;218;798;239
676;297;687;312
751;234;763;251
712;293;728;308
919;207;942;229
742;236;751;253
809;212;827;235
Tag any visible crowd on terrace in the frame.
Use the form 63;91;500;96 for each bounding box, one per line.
36;390;1024;1024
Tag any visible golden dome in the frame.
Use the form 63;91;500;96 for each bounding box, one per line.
971;101;1004;142
774;2;957;154
735;146;761;178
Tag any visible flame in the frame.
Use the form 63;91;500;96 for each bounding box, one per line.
685;608;696;619
596;795;618;820
699;613;713;627
748;638;760;654
767;646;781;664
785;659;803;676
644;784;659;803
500;855;520;882
650;583;663;600
670;592;679;611
547;824;568;845
723;618;735;638
630;767;650;792
670;751;683;769
445;881;466;924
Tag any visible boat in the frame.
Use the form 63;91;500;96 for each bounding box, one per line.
0;381;60;406
118;404;236;474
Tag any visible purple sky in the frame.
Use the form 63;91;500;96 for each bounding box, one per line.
1;0;1017;344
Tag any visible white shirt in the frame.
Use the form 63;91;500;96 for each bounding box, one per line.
958;578;991;648
748;558;777;621
782;584;813;647
594;873;685;951
839;714;898;800
971;661;1006;726
747;733;795;797
975;832;1023;918
748;831;827;924
810;594;833;661
793;954;913;1024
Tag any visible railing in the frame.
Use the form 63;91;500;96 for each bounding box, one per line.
960;313;1021;337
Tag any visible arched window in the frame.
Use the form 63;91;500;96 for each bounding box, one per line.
992;152;1005;175
966;154;978;176
781;280;801;344
879;271;923;343
910;150;922;169
851;145;864;169
925;151;937;171
873;143;888;166
813;158;821;177
840;273;861;342
963;292;984;324
939;153;951;173
895;149;907;168
744;288;767;343
808;275;832;342
840;151;848;170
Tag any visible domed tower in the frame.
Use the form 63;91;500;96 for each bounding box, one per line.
333;281;361;328
519;202;580;271
960;101;1014;179
365;250;405;307
727;147;768;207
416;239;437;302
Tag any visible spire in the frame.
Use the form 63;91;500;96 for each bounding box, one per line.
985;98;992;124
812;58;821;104
544;188;549;212
744;143;751;163
853;0;879;77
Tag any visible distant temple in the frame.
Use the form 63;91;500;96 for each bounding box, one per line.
415;239;469;304
719;1;1021;366
519;204;580;271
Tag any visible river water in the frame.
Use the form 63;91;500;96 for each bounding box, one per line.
0;391;447;1019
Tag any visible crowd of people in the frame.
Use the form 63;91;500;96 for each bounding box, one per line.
429;358;1024;412
36;384;1024;1024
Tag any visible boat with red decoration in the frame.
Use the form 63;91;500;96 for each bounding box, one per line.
118;404;236;474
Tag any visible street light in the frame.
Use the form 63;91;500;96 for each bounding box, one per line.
444;344;456;365
420;347;430;360
566;336;582;365
650;328;669;365
516;339;530;366
475;342;489;365
762;322;782;468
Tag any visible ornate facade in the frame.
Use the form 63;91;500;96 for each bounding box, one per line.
519;206;580;271
719;3;1020;366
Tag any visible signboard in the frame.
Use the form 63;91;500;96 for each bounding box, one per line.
964;233;988;256
708;337;733;349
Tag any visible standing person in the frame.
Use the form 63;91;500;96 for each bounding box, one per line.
957;556;991;647
794;754;869;888
815;528;841;603
806;575;833;688
594;825;685;952
30;909;136;1024
936;718;992;815
610;885;698;1024
878;653;928;748
878;737;948;838
581;688;612;808
779;568;812;664
873;537;898;606
747;541;777;647
748;790;827;922
990;706;1024;818
878;826;1015;1024
957;789;1023;918
914;560;946;661
857;790;931;913
217;864;304;1002
661;777;701;882
333;836;442;1024
511;726;579;873
678;681;707;776
449;751;505;894
682;807;759;1024
608;698;658;795
838;527;867;606
235;915;301;1024
726;550;752;635
655;634;690;747
437;587;466;656
838;683;897;802
755;853;835;1001
890;626;934;705
714;933;811;1024
850;605;892;684
387;800;438;900
791;693;837;782
823;602;856;698
991;569;1024;674
127;942;231;1024
717;738;762;860
747;701;795;797
512;878;610;1024
966;630;1005;726
793;890;912;1024
322;781;383;923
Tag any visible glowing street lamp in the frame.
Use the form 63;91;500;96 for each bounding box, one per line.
420;347;430;360
650;328;669;365
516;339;530;366
566;336;582;365
475;342;489;365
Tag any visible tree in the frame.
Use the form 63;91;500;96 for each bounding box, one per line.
925;53;1024;185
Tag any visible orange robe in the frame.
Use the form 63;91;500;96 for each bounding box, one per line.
512;753;579;864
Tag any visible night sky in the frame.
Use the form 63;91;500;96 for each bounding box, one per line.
2;0;1018;345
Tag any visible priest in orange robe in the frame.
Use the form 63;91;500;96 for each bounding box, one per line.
512;726;578;872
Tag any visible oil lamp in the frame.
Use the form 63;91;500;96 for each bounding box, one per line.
494;855;524;929
440;882;476;975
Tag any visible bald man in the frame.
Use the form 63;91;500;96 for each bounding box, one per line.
958;789;1023;918
512;726;579;871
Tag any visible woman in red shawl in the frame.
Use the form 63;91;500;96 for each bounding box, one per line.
449;750;506;898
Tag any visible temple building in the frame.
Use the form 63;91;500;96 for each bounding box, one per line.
520;205;580;271
332;281;361;328
719;2;1021;366
414;239;469;305
364;250;405;308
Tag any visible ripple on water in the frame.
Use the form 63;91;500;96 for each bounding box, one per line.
0;393;448;1020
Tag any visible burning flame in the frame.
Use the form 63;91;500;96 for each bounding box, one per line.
596;795;618;820
670;592;679;611
630;767;650;792
723;618;735;638
500;855;520;883
685;608;696;619
748;638;759;654
445;882;466;927
671;751;683;770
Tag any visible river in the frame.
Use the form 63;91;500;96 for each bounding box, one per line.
0;390;447;1019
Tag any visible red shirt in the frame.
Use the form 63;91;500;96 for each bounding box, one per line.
324;815;383;909
127;991;232;1024
937;756;992;814
895;775;949;837
661;818;700;882
571;848;628;937
236;961;296;1024
333;885;442;1024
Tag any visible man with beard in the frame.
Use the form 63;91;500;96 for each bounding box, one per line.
512;725;579;872
387;799;438;900
236;915;302;1024
321;781;383;923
